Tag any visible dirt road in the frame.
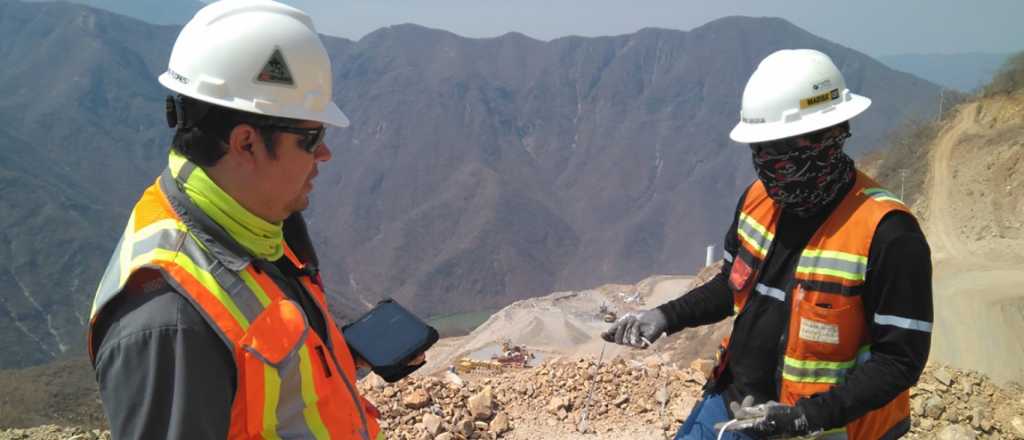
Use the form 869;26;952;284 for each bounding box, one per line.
923;100;1024;385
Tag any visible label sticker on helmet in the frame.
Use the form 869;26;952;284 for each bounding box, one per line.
256;48;294;86
800;88;839;109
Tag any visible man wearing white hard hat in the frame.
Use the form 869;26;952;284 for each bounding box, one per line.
605;50;933;439
86;1;417;438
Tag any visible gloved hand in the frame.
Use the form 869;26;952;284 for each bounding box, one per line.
714;396;814;439
600;309;668;348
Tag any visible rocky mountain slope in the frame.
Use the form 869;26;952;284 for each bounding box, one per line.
309;18;943;319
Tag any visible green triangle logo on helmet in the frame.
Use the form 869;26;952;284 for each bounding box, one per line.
256;48;294;86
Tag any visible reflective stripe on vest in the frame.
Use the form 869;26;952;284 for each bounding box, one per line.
737;212;774;258
89;181;378;440
862;188;904;205
781;345;870;384
796;249;869;283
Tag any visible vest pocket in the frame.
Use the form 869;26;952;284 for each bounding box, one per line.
240;300;309;366
237;300;311;436
791;296;864;357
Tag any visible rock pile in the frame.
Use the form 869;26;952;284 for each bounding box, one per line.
359;373;515;440
0;426;109;440
906;364;1024;439
2;361;1020;440
500;357;705;438
359;357;706;439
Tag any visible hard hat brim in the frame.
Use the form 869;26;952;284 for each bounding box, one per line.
729;93;871;144
159;73;350;128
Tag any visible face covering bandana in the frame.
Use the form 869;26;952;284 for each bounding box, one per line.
168;150;285;261
750;124;855;217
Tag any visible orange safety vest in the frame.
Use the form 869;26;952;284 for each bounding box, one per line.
88;174;382;440
723;171;911;440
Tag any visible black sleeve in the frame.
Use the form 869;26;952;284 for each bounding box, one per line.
656;188;746;334
797;212;933;430
92;282;235;440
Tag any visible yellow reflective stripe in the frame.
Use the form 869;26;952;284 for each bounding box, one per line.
116;212;138;288
737;213;773;257
262;365;282;440
376;432;385;440
863;187;905;205
736;227;766;257
784;356;856;370
801;249;867;265
129;248;250;329
298;347;330;440
820;427;848;437
782;372;841;384
797;249;867;281
739;213;774;240
118;217;188;286
239;270;272;308
797;266;865;281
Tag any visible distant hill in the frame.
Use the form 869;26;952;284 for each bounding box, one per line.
23;0;202;25
0;0;943;368
310;19;943;318
879;52;1013;92
0;0;177;368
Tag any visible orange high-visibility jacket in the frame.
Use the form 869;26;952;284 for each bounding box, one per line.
725;171;911;440
89;171;382;440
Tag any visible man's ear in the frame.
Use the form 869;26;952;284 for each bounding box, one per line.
226;123;259;162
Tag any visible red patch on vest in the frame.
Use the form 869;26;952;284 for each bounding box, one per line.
729;257;753;291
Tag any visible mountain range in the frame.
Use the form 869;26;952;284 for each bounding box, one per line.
0;0;941;368
24;0;203;24
309;19;942;318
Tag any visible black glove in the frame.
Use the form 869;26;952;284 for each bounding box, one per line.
714;396;815;439
600;309;668;348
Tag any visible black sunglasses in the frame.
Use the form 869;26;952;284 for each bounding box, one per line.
261;124;326;153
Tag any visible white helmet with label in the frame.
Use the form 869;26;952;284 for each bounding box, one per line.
158;0;349;127
729;49;870;144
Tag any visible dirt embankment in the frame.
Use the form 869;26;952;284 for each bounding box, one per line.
916;94;1024;385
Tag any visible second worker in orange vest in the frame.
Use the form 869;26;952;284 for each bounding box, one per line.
604;49;933;440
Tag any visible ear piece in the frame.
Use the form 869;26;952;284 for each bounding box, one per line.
165;96;179;128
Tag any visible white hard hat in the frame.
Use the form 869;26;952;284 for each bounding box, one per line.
158;0;349;127
729;49;870;144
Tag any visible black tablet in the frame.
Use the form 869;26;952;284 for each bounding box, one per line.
342;298;438;382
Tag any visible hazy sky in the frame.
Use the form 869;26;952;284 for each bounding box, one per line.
276;0;1023;57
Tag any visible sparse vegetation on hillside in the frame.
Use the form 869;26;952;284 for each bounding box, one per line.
861;118;941;208
864;52;1024;207
983;51;1024;96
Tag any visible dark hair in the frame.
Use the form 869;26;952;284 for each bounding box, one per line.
170;96;301;167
